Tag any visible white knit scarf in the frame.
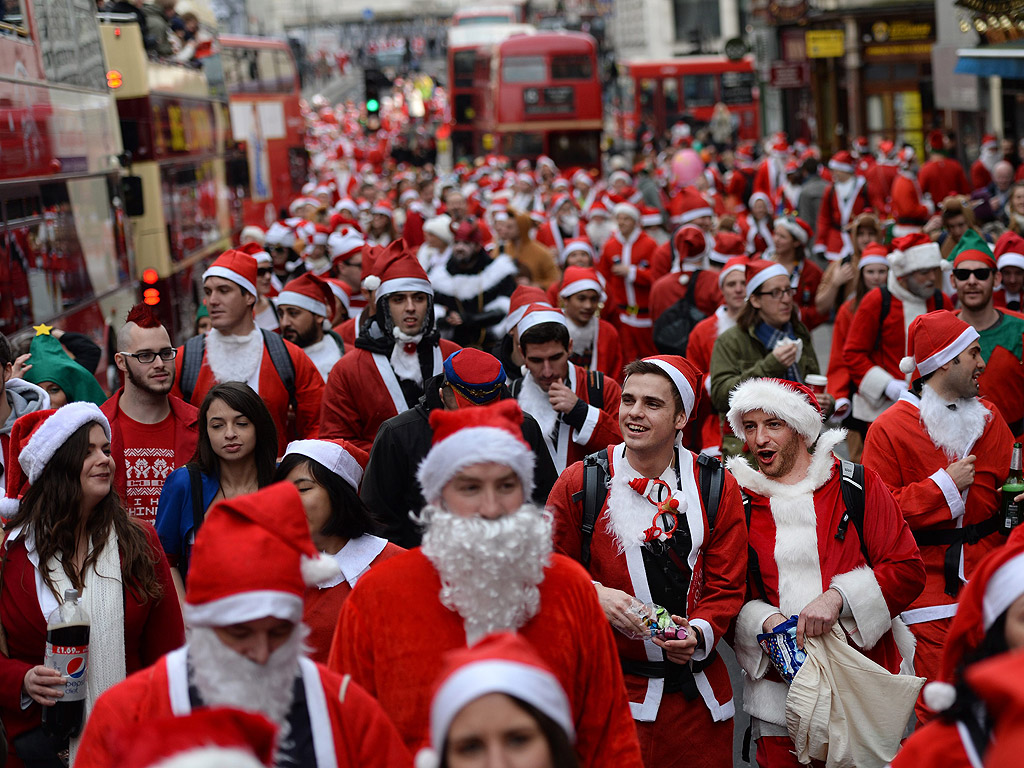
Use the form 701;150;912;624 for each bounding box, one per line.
46;528;125;760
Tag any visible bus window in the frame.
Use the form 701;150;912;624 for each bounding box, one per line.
548;130;599;168
639;78;656;122
683;74;716;108
502;56;546;83
0;0;25;35
453;49;476;88
502;131;544;157
274;49;298;92
551;55;592;80
257;48;279;92
664;78;680;123
721;71;755;105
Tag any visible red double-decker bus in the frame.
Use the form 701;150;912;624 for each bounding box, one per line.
477;31;602;169
615;56;760;145
219;35;308;228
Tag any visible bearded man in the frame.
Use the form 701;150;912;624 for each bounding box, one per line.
863;310;1014;689
75;482;411;768
328;400;643;767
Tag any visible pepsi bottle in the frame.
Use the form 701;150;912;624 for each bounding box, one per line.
41;589;90;741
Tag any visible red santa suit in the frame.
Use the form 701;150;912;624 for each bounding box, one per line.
919;156;970;203
536;218;581;263
650;270;723;321
729;426;925;766
890;171;933;235
330;549;645;768
402;200;431;249
781;257;826;331
865;161;899;216
547;439;747;766
814;177;870;261
956;307;1024;441
825;298;856;414
862;391;1013;683
598;223;660;361
971;158;994;190
567;316;623;381
74;650;411;768
737;211;774;257
753;155;785;199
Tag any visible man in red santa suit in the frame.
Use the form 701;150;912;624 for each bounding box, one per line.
536;194;583;265
329;400;645;767
547;355;747;766
890;147;935;236
919;131;970;203
844;233;952;430
649;226;724;321
327;225;367;314
511;304;622;474
971;134;1000;190
320;240;460;451
75;482;411;768
814;151;870;262
171;249;324;456
993;230;1024;311
753;136;790;199
726;377;925;768
664;188;715;262
276;273;345;381
862;310;1014;689
737;192;775;257
559;265;623;381
865;140;900;216
598;202;660;362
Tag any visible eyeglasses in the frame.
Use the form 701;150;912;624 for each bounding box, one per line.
257;267;273;276
343;258;362;268
953;267;992;281
124;348;177;364
268;245;287;253
755;286;797;300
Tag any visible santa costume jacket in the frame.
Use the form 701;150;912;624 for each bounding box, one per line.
599;228;660;361
686;309;736;454
737;212;774;257
74;649;411;768
956;307;1024;440
825;298;856;411
536;218;581;262
919;157;970;204
649;270;724;321
567;316;623;382
329;549;645;768
728;429;925;730
428;251;518;348
814;177;870;261
547;442;747;764
890;172;933;231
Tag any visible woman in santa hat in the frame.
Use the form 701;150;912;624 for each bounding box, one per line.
764;214;826;330
737;192;775;258
813;210;883;317
0;402;183;766
274;438;404;664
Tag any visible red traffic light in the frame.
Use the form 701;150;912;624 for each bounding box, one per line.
143;288;160;306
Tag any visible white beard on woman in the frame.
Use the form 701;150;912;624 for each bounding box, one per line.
419;503;552;645
205;327;264;385
919;384;991;460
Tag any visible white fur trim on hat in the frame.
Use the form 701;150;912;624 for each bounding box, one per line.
377;277;433;298
152;747;267;768
998;253;1024;271
203;265;257;297
678;206;714;224
424;215;454;245
559;278;604;299
828;158;855;173
184;590;304;627
284;439;363;490
612;202;640;221
428;660;574;754
859;255;889;268
908;326;980;378
563;241;595;260
517;308;567;338
645;358;696;419
718;261;746;287
275;291;329;319
727;378;823;444
21;403;110;484
889;240;948;278
745;263;789;299
417;427;535;504
983;552;1024;629
773;217;808;245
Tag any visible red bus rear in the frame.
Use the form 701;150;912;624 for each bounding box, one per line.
480;31;602;169
219;34;308;228
616;56;759;145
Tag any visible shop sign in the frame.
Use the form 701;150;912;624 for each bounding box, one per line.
770;60;810;89
806;30;845;58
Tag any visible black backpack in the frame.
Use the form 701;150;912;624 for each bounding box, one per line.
652;270;706;357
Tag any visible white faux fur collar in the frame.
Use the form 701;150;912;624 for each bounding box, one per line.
726;428;847;499
428;254;518;300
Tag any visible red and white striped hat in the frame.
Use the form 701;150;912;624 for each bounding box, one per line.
276;273;336;319
203;249;259;296
559;266;605;300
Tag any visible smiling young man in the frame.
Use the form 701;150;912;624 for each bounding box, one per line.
329;401;644;767
102;304;198;524
863;310;1014;692
76;482;410;768
726;377;925;767
558;265;622;380
547;355;747;766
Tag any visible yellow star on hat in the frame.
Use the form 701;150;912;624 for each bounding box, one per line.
32;323;52;336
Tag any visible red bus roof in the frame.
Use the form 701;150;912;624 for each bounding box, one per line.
623;56;754;77
498;30;595;55
219;34;292;51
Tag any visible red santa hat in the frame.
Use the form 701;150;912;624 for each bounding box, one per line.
371;200;394;219
747;191;772;211
333;198;360;217
964;644;1024;767
360;244;383;292
322;278;352;315
640;206;663;228
374;240;433;298
612;201;640;221
503;286;549;336
897;145;916;168
572;168;594;187
559;266;605;300
718;255;749;288
549;194;575;216
921;533;1024;713
637;355;701;419
453;219;485;245
516;302;567;339
184;482;341;627
417;400;534;504
673;226;708;270
264;222;295;248
586;201;609;220
768;136;790;155
237;241;271;267
203;249;259;296
108;707;277;768
878;139;896;158
308;224;332;248
744;260;789;299
928;129;945;152
283;438;368;492
994;231;1024;271
328;226;364;263
981;134;998;151
416;633;574;768
899;310;980;380
852;136;870;153
399;189;419;206
442;349;507;407
827;150;855;174
773;215;812;246
711;231;745;266
608;170;632;187
276;273;336;319
858;242;890;268
561;237;595;264
671;188;714;226
889;233;948;278
727;377;824;445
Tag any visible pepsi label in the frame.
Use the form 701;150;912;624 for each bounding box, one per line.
44;643;88;701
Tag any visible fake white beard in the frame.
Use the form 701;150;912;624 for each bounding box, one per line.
834;176;856;201
188;624;308;754
518;372;559;439
586;220;614;252
390;327;425;385
205;327;263;386
567;314;597;355
604;457;682;554
918;384;990;460
420;503;552;645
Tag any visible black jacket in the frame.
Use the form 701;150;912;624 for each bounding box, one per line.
360;374;558;548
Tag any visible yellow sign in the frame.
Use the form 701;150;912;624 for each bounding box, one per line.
805;30;845;58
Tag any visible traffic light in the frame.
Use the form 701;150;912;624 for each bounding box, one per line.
364;68;381;116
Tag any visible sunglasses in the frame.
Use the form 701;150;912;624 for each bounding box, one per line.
257;267;273;276
953;267;992;281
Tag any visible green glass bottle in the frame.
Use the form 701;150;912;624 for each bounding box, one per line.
1001;442;1024;535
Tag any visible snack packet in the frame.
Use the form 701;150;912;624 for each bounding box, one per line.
756;616;806;683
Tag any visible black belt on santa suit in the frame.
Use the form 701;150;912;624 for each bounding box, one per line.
1008;416;1024;436
912;516;1001;597
620;650;719;700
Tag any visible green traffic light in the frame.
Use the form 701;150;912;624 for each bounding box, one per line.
367;99;380;112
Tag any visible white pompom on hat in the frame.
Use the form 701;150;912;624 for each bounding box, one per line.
727;378;823;445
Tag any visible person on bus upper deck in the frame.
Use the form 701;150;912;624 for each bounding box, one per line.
142;0;176;57
170;249;324;456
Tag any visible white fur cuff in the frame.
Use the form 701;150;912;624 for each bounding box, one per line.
734;600;780;680
831;565;892;650
858;365;895;406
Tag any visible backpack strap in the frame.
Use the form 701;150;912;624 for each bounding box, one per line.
696;452;724;532
683;269;702;303
575;448;610;570
743;490;770;602
933;289;946;310
509;376;523;399
586;370;605;410
325;329;346;356
180;334;206;405
834;460;871;566
874;287;892;351
261;329;298;414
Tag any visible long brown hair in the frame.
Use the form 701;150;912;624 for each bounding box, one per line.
191;382;278;487
7;422;161;601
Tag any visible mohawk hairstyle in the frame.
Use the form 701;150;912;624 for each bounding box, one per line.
125;303;162;328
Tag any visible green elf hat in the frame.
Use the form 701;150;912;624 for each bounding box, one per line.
947;229;994;264
22;325;107;407
196;303;210;320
